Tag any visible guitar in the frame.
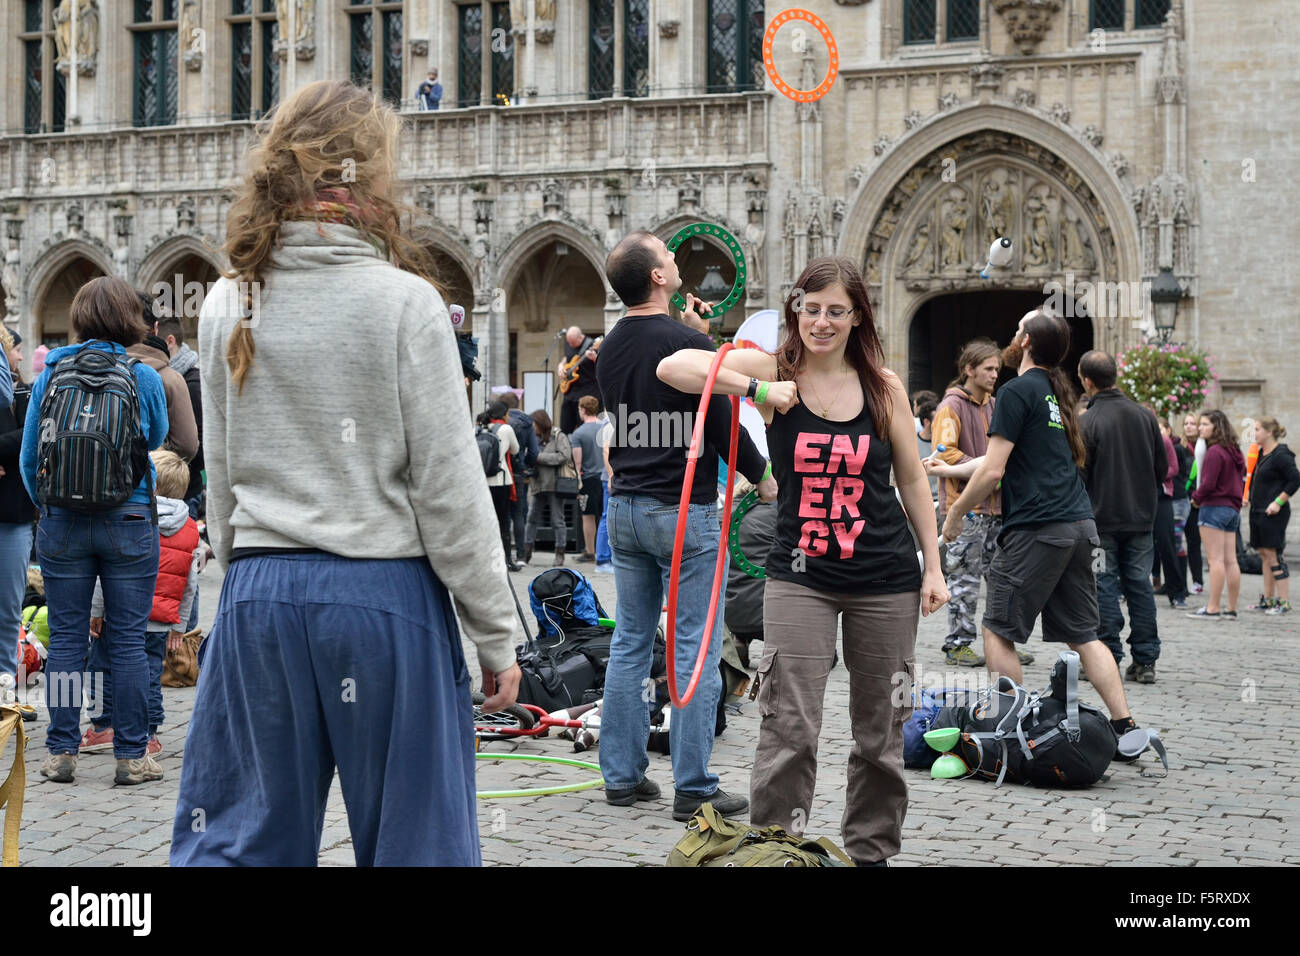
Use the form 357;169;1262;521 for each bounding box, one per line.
557;336;603;395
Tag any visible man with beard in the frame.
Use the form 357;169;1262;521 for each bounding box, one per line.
942;309;1144;747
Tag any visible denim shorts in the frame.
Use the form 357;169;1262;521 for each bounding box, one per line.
1198;505;1241;532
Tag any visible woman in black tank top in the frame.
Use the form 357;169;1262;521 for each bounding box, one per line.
658;256;948;865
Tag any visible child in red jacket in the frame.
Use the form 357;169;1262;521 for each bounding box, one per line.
82;450;206;763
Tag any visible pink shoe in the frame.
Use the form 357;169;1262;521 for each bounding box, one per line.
79;725;114;753
146;735;162;758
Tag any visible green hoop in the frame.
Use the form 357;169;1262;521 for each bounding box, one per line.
728;490;767;580
475;752;605;799
666;223;747;316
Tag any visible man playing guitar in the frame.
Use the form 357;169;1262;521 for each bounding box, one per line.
558;326;602;434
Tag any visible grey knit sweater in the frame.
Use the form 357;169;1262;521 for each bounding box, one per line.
197;220;520;672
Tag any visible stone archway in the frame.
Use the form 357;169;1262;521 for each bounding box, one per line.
138;240;223;342
840;105;1142;371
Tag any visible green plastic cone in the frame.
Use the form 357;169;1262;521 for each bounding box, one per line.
931;753;967;779
923;727;961;752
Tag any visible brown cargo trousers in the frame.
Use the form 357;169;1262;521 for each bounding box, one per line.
750;578;919;864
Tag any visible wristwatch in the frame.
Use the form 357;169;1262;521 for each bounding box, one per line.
746;377;759;400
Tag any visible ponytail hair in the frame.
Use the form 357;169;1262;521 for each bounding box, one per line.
1023;308;1087;469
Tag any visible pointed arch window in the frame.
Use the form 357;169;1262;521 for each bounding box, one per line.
131;0;180;127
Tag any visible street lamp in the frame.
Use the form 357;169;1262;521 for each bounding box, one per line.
696;265;730;326
1149;267;1182;343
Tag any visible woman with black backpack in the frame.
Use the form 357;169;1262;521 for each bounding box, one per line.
19;276;169;786
524;409;572;567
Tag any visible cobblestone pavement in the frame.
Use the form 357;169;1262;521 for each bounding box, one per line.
12;560;1298;866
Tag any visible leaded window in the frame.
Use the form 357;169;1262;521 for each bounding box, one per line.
490;2;513;106
20;0;66;134
458;3;484;107
946;0;979;41
348;2;403;105
625;0;650;98
1090;0;1125;31
589;0;615;100
1136;0;1172;29
132;1;179;127
904;0;937;44
228;0;279;121
707;0;763;93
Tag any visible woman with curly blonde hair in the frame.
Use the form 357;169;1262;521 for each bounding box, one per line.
171;81;523;866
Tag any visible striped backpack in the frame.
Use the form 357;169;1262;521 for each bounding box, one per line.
34;347;152;513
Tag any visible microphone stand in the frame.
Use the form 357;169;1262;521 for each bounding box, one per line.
542;330;565;416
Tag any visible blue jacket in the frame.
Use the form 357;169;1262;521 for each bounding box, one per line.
20;340;169;508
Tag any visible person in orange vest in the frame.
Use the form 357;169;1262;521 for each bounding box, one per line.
82;450;206;762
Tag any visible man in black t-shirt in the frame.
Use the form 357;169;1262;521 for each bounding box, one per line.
944;309;1143;747
595;231;776;823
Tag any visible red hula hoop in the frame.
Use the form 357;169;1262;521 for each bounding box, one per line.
666;343;740;708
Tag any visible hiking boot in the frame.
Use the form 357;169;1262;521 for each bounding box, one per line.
40;753;76;783
673;788;749;822
1016;648;1035;665
79;725;114;753
1266;601;1292;616
115;755;164;786
605;776;661;807
1125;660;1138;681
945;645;985;667
1134;663;1156;684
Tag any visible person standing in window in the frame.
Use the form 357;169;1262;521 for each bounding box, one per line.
415;68;442;110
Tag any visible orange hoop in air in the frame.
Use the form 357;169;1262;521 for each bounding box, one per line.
665;343;741;708
762;8;839;104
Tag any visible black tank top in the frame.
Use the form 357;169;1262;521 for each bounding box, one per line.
764;388;923;594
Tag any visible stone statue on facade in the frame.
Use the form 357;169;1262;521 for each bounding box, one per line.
940;195;968;269
981;175;1014;248
2;250;20;319
1023;190;1055;268
54;1;100;75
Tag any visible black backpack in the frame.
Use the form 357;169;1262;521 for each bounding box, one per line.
931;651;1117;787
475;424;501;478
35;348;152;512
515;624;614;713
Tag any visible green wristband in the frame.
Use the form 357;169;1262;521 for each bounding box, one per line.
755;381;771;404
1276;496;1287;507
762;462;773;483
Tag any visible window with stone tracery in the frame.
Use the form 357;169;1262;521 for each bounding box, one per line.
348;1;404;106
132;0;180;127
902;0;980;47
1091;0;1170;32
228;1;281;121
455;2;513;107
588;0;650;100
706;0;764;94
19;0;66;134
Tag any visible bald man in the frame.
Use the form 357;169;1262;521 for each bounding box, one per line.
559;325;601;434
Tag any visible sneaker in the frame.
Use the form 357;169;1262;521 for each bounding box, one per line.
1191;583;1204;594
605;776;661;807
673;788;749;822
1186;607;1220;619
146;735;162;758
1169;597;1188;609
1135;663;1156;684
79;725;114;753
1247;594;1272;611
1266;601;1292;615
40;753;76;783
1016;648;1035;665
114;756;164;786
594;562;615;574
945;645;985;667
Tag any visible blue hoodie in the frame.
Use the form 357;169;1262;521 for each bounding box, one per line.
20;340;169;508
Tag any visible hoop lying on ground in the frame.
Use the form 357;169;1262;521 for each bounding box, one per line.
474;753;605;799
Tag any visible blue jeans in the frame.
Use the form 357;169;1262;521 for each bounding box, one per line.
595;476;611;563
1096;531;1161;666
601;495;725;796
0;522;34;682
38;506;159;759
87;629;167;736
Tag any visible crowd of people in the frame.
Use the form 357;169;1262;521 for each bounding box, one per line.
8;79;1289;868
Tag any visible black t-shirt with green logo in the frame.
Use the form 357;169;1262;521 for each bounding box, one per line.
987;367;1094;535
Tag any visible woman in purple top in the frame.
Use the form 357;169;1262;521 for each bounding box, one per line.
1189;409;1246;619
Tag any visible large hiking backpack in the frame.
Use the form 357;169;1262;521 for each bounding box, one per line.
475;425;501;478
515;569;613;712
929;651;1117;787
35;348;151;511
528;568;608;639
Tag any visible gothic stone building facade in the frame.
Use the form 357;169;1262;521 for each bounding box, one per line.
1;0;1294;426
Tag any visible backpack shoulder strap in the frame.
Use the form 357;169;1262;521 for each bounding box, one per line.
1060;649;1081;740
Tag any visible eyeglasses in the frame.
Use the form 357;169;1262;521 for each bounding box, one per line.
799;306;855;320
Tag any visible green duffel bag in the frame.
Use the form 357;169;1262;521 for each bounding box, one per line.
666;803;855;867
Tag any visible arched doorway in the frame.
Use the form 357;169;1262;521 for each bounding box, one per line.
507;239;606;393
428;248;473;315
36;256;107;347
907;290;1094;395
146;252;222;340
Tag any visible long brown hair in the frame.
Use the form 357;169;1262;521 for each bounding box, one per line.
69;276;151;347
531;409;553;444
777;256;892;436
948;337;1001;390
1199;409;1235;448
223;81;443;394
1022;308;1087;468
